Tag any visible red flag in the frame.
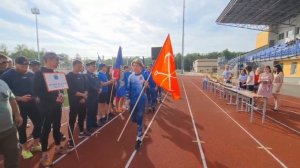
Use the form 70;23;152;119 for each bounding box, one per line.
152;34;181;100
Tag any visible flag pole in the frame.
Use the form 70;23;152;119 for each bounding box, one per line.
181;0;185;74
117;72;152;142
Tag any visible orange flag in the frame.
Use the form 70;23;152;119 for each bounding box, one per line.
152;34;181;100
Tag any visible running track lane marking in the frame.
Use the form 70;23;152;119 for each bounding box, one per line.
53;111;125;165
124;94;168;168
181;79;208;168
257;111;300;135
191;81;288;168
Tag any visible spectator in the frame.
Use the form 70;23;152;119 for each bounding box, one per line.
239;69;247;89
29;60;41;73
33;52;69;167
1;56;41;160
0;54;9;76
202;75;209;90
0;79;23;168
272;64;284;111
257;66;273;109
254;67;262;92
222;64;232;84
245;65;255;91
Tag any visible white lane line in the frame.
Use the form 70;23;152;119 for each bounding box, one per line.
53;111;125;165
182;79;208;168
124;94;168;168
191;81;288;168
257;112;300;135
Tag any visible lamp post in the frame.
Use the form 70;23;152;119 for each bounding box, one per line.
31;7;40;61
181;0;185;74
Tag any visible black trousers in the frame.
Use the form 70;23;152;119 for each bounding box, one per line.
68;101;86;138
86;94;98;130
17;102;41;144
39;101;62;152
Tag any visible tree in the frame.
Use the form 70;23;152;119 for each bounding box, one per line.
0;44;9;56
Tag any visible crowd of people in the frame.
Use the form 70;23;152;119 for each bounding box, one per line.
235;64;284;111
0;52;162;167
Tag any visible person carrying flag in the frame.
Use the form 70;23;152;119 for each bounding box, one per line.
126;59;148;150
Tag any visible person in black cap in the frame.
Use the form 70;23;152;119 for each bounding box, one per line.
32;52;69;167
66;60;90;148
1;56;41;160
29;60;41;73
85;60;100;133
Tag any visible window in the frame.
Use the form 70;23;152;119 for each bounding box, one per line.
286;30;293;38
296;27;300;35
278;33;284;40
290;62;297;75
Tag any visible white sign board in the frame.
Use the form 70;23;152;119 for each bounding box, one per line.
43;73;69;92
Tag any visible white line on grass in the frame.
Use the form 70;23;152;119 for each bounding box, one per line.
53;111;125;165
182;79;208;168
124;94;168;168
191;81;288;168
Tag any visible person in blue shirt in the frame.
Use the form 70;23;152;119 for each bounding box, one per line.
116;65;129;112
1;56;41;160
97;63;115;126
143;65;157;113
85;61;100;133
126;59;148;150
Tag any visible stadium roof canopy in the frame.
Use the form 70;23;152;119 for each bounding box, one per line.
216;0;300;32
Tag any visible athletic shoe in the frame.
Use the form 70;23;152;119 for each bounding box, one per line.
55;146;70;155
108;113;115;120
21;150;33;159
40;154;53;167
68;140;74;149
148;107;152;113
78;132;91;139
31;144;42;152
152;107;156;113
135;140;142;150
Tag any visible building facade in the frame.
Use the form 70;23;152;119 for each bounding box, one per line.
193;59;218;73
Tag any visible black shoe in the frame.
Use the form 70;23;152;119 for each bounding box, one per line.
152;107;156;112
61;133;66;141
135;140;142;150
68;140;74;149
108;113;115;120
273;108;278;112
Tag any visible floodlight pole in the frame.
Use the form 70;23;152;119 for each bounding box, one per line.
31;7;40;61
181;0;185;74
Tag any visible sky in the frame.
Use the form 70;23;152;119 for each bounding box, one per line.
0;0;259;60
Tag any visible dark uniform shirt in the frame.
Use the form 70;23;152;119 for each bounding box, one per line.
33;67;60;103
0;69;34;96
85;71;99;97
66;72;86;103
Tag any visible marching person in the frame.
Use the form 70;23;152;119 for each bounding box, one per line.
66;60;90;148
1;56;41;159
126;59;148;150
85;60;100;133
33;52;69;167
97;64;115;126
272;64;284;111
0;79;23;168
146;65;157;112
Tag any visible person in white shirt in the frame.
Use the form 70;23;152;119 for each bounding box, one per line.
245;65;255;91
222;65;232;83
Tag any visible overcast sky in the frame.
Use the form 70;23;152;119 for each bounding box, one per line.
0;0;259;59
